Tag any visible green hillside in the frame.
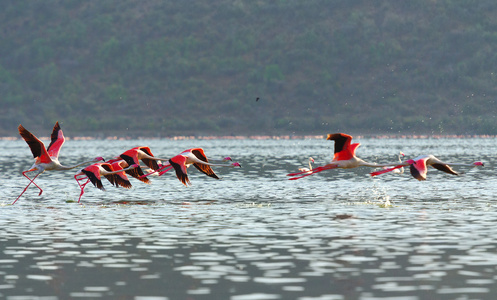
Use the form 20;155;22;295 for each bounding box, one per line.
1;0;497;136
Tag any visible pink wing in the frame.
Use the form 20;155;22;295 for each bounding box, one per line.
169;155;190;186
47;122;65;159
18;124;51;164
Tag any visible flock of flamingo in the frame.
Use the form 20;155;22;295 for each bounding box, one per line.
12;122;485;205
13;122;241;205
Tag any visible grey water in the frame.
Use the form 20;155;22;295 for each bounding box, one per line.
0;137;496;300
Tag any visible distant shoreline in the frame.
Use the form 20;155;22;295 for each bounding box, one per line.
2;134;496;141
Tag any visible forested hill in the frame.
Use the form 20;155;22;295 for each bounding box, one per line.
1;0;497;137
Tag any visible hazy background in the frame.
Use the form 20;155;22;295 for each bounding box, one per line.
1;0;497;137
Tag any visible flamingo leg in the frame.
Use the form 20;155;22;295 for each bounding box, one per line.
288;165;337;180
140;164;172;178
12;170;43;205
74;175;90;203
22;169;44;195
370;165;405;177
158;166;174;176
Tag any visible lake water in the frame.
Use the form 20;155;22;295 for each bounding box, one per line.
0;136;496;300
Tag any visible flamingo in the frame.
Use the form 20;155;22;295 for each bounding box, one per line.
380;152;405;174
145;148;241;186
74;162;139;203
287;133;402;180
13;122;104;204
298;157;315;173
370;154;484;180
115;146;169;184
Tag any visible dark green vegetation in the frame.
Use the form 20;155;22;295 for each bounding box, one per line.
1;0;497;136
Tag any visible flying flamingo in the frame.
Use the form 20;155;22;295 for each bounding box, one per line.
287;133;402;180
74;162;140;203
13;122;104;204
144;148;241;185
298;157;315;174
370;154;484;180
115;146;169;184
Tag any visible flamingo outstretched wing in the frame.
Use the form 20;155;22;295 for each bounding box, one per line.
18;124;51;164
138;146;160;170
191;148;220;179
169;155;191;186
47;121;65;159
327;133;357;161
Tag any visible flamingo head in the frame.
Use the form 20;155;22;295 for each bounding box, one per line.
400;152;405;157
309;157;315;163
93;156;105;162
232;162;242;168
473;161;484;167
130;164;140;169
223;156;233;161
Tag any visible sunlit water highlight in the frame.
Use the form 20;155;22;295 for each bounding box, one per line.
0;137;496;299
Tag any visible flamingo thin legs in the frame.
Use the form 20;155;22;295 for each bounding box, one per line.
287;165;338;180
12;171;42;205
74;174;91;203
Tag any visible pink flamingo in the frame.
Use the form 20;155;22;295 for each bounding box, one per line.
74;162;139;203
115;147;170;184
145;148;241;186
287;133;402;180
370;154;484;180
14;122;104;204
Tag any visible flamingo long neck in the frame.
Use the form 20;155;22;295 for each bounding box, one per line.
57;159;100;170
445;162;479;167
188;156;237;167
101;164;138;176
359;161;404;168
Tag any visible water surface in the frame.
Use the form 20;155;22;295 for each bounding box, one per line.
0;137;495;299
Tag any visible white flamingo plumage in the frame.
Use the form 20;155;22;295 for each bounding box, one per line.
298;157;315;174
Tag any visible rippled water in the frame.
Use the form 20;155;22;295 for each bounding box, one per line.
0;137;496;299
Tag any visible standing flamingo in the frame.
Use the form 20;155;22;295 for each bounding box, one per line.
145;148;241;186
370;154;484;180
287;133;402;180
74;162;139;203
13;122;104;204
298;157;315;173
380;152;405;174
